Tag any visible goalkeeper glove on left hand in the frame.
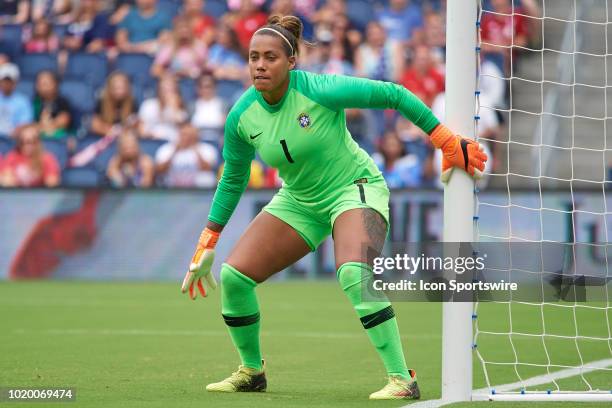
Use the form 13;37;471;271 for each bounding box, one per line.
181;227;220;300
430;124;488;183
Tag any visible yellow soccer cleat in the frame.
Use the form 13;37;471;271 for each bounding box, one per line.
206;364;267;393
369;370;420;400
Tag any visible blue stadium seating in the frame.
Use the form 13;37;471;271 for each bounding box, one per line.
115;53;155;88
346;0;375;32
15;78;35;100
0;24;23;60
41;139;68;169
62;167;101;187
52;24;69;41
179;77;197;104
59;80;96;130
139;139;165;159
204;0;229;19
216;80;244;103
17;53;58;80
64;53;109;91
60;80;96;112
0;136;15;155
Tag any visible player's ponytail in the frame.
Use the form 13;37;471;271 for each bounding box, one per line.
255;14;304;56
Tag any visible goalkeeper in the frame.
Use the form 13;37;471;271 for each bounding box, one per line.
181;14;487;400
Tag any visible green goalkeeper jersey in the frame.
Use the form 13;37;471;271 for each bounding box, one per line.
208;70;440;226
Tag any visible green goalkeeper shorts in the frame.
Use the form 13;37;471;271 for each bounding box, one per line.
262;175;390;251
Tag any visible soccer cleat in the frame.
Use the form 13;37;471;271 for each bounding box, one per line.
206;363;267;393
369;370;420;400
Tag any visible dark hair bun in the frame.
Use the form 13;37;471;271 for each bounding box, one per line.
268;14;303;43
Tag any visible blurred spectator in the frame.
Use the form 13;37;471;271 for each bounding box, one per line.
151;15;208;79
480;0;539;72
91;71;137;136
233;0;267;52
116;0;172;55
372;129;423;188
376;0;423;43
107;129;154;187
0;124;60;187
400;45;444;107
480;57;505;109
31;0;73;24
138;74;187;141
0;63;33;137
327;14;361;65
227;0;264;12
191;72;226;133
302;28;353;75
422;11;445;63
0;0;29;24
355;21;403;82
63;0;115;53
207;24;247;81
106;0;135;25
23;19;60;53
33;70;71;139
311;0;345;26
182;0;216;46
155;122;218;187
394;115;432;167
269;0;313;40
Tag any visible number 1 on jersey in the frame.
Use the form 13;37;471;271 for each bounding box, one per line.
280;139;295;163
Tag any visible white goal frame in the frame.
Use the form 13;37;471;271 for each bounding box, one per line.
433;0;612;405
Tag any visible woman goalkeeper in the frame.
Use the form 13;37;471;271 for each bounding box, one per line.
181;14;487;400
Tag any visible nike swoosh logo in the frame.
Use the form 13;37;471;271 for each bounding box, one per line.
250;132;263;139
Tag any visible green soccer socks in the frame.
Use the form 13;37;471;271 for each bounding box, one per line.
337;262;410;381
220;263;262;371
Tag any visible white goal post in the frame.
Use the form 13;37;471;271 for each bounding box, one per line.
437;0;612;405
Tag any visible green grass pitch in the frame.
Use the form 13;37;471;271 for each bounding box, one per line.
0;281;609;407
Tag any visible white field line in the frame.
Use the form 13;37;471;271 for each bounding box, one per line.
9;328;440;340
405;358;612;408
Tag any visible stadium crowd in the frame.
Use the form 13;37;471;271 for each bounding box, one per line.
0;0;540;188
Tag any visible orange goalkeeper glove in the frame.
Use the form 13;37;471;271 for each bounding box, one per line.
430;124;488;183
181;227;220;300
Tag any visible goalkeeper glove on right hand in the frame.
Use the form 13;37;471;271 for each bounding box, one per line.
430;124;488;183
181;227;220;300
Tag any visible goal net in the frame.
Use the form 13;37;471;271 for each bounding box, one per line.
471;0;612;401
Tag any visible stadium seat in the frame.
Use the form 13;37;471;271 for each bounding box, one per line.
204;0;229;19
60;80;96;131
17;53;59;80
42;139;68;169
216;80;244;103
62;167;102;187
0;136;15;155
0;24;23;60
139;139;165;158
115;53;155;88
346;0;375;32
179;77;197;105
15;78;35;100
60;80;96;113
64;53;109;91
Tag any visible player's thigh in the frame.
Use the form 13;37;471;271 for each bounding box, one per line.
332;207;388;271
226;211;311;283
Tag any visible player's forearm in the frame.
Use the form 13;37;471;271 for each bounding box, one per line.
207;160;251;228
